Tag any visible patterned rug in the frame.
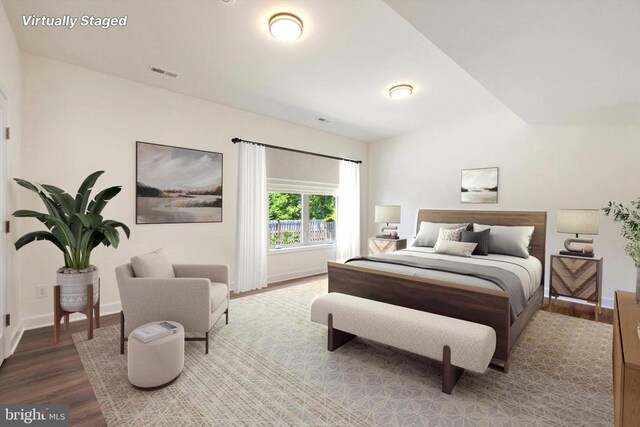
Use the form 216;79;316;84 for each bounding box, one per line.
74;280;614;426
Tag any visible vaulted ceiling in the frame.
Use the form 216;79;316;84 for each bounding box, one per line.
385;0;640;125
3;0;639;142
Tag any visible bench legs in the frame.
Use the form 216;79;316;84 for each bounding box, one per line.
327;314;466;394
327;313;356;351
489;359;510;373
442;345;464;395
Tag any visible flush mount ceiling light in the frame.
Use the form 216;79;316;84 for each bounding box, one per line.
388;84;413;100
269;13;303;41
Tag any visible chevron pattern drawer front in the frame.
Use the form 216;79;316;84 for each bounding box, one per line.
368;238;407;255
550;255;603;302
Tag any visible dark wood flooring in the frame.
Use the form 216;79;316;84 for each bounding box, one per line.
0;276;613;426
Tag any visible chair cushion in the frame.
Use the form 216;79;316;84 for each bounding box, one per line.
130;248;175;278
210;282;228;312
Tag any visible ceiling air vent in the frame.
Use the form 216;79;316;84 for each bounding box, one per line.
149;66;178;78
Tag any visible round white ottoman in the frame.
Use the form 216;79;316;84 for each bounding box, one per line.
128;321;184;389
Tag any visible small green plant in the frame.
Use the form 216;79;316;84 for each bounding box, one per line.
13;171;130;270
603;200;640;267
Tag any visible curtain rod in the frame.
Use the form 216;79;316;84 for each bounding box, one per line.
231;137;362;164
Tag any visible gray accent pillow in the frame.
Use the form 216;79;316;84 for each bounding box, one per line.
461;229;491;256
473;224;534;258
131;248;175;278
413;222;469;247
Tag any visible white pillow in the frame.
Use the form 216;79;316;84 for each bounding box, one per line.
434;239;477;257
473;224;534;258
438;227;464;242
131;248;175;278
414;222;469;247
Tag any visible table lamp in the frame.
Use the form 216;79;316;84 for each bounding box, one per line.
557;209;599;257
375;205;401;239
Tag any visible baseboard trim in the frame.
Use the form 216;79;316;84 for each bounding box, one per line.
267;266;327;284
22;301;122;331
10;322;24;356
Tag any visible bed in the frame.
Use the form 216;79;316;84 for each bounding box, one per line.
327;209;547;371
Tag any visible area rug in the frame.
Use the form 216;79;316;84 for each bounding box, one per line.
74;280;614;426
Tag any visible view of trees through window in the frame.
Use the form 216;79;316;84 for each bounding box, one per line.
269;192;336;247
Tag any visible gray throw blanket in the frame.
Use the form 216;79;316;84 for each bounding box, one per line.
345;254;527;319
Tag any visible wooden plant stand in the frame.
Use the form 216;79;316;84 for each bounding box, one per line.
54;284;100;343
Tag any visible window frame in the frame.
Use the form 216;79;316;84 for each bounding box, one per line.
268;192;336;251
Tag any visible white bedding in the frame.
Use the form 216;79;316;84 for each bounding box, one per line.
347;247;542;301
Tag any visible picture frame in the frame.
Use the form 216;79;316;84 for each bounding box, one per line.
460;167;499;204
136;141;223;224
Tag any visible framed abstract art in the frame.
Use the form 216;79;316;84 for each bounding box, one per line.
136;141;223;223
461;167;498;204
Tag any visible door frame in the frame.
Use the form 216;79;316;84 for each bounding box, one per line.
0;82;10;361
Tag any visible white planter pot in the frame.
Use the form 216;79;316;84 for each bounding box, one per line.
57;266;100;312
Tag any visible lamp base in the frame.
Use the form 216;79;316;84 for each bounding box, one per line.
375;235;399;240
559;250;594;258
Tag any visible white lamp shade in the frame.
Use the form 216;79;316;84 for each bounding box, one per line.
375;205;401;223
557;209;599;235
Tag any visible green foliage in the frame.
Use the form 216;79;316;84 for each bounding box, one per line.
270;231;301;246
603;199;640;267
268;193;301;220
309;195;336;221
268;193;335;221
13;171;130;270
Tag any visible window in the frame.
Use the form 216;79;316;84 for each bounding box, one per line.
269;192;336;249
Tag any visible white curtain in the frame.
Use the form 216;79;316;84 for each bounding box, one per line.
235;143;268;293
336;160;361;260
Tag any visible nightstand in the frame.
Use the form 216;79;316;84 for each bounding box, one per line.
550;254;603;317
368;237;407;255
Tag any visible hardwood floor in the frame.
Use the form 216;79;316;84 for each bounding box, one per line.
0;277;613;426
542;296;613;324
0;313;118;426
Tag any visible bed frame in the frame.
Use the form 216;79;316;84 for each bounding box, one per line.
327;209;547;372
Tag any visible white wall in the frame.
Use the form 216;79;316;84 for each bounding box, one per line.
369;109;640;307
20;53;368;327
0;1;22;352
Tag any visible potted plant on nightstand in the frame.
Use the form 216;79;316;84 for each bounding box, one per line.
603;200;640;303
13;170;130;313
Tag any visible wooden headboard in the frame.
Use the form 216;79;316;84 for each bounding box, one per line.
416;209;548;280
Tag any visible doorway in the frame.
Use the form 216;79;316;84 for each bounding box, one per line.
0;86;9;365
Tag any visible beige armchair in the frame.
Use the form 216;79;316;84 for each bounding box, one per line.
115;263;229;354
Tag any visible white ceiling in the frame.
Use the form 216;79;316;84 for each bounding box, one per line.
384;0;640;125
1;0;505;141
4;1;637;141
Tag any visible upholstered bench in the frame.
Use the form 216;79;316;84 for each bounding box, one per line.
128;321;185;389
310;293;496;394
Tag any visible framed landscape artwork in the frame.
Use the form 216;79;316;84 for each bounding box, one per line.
461;167;498;204
136;141;223;224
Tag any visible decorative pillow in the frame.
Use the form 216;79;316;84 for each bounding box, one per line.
438;227;464;242
434;239;477;257
473;224;534;259
461;229;491;256
131;248;175;278
413;222;469;247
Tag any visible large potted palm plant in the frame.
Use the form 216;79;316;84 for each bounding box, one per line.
13;171;130;312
